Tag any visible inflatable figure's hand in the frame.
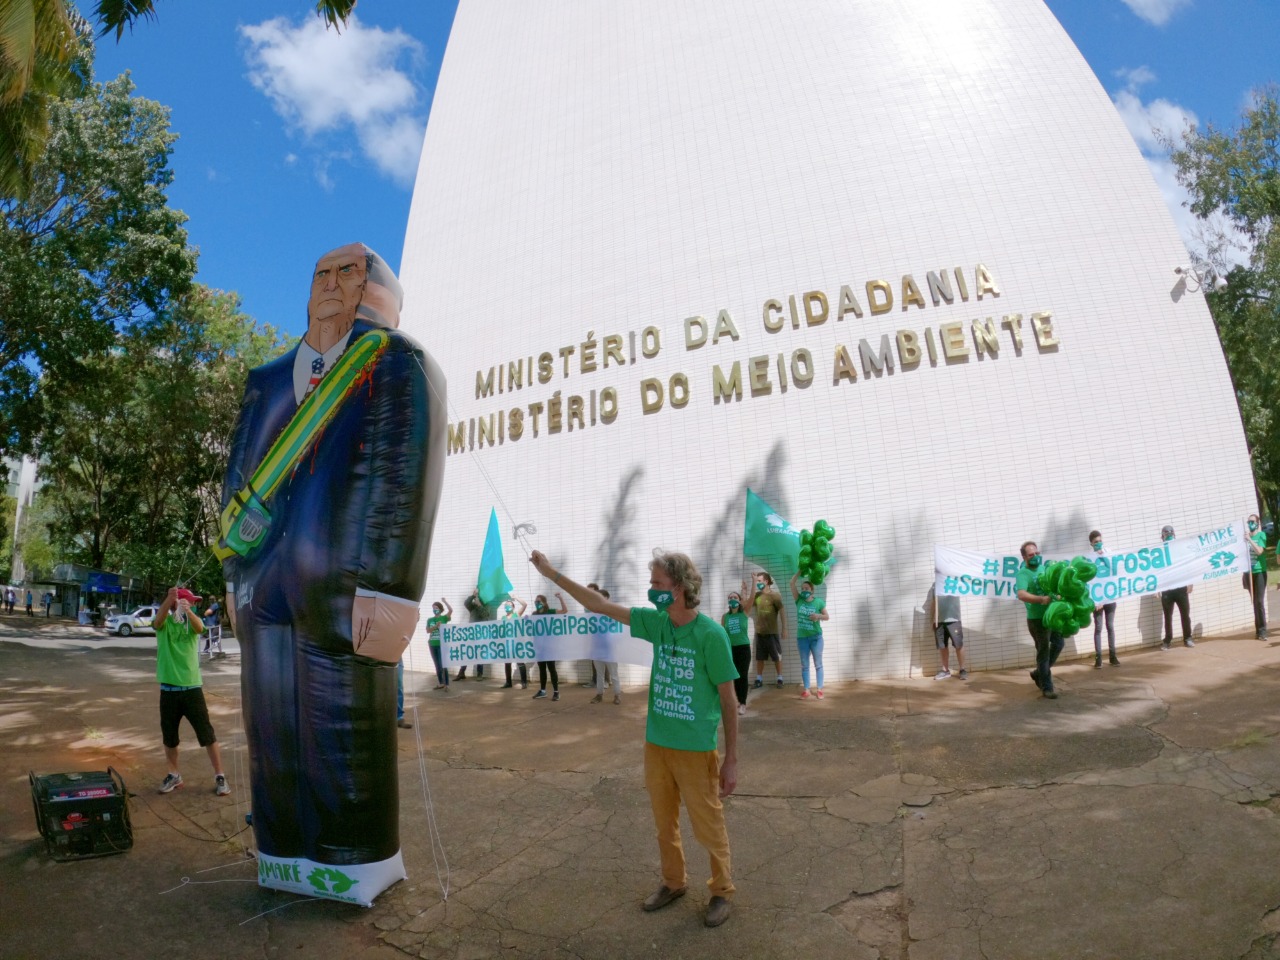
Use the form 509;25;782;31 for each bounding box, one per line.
352;590;417;663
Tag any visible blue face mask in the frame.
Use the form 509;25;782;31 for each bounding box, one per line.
755;582;765;592
1092;542;1103;553
648;588;674;610
799;590;813;602
1249;521;1258;532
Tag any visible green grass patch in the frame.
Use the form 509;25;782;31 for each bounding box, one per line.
1228;729;1271;749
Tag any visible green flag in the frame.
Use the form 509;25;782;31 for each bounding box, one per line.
476;508;513;605
743;489;801;569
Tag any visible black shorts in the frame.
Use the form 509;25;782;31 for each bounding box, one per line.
754;632;782;662
935;622;964;649
160;688;217;749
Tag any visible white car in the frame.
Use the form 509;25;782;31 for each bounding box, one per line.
105;606;158;637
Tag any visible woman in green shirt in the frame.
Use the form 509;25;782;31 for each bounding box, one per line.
1248;514;1268;640
790;572;830;700
721;591;753;715
425;599;453;689
531;593;566;701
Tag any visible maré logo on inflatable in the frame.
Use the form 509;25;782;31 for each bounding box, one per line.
259;859;303;883
307;867;358;895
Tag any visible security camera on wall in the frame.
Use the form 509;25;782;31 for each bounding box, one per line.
1212;275;1229;292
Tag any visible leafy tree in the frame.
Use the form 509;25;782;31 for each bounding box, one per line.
0;71;196;456
34;285;289;598
0;491;15;581
1170;87;1280;519
0;0;91;197
17;490;58;580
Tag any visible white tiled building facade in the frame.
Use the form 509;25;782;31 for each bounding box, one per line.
398;0;1256;682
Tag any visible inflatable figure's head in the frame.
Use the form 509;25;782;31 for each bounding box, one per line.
307;243;403;350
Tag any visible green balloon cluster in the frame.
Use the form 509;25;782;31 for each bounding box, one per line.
798;520;837;585
1032;556;1099;637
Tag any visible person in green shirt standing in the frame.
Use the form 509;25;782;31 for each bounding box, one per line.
790;571;830;700
721;591;753;715
1014;541;1063;700
1248;514;1268;641
424;598;453;690
529;547;738;928
155;586;230;795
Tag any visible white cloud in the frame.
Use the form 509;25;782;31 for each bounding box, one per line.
240;14;426;187
1119;0;1193;27
1111;88;1197;152
1109;73;1248;267
1114;65;1156;89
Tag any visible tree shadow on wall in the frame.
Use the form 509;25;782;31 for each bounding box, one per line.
590;466;645;599
692;440;790;603
852;508;935;676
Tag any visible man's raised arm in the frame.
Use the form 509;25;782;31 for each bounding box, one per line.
530;550;632;626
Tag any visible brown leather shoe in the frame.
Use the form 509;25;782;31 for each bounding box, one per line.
396;719;413;728
704;896;732;927
642;885;686;912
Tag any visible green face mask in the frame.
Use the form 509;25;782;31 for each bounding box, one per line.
1249;521;1258;532
1026;555;1042;569
755;582;765;592
1092;542;1103;553
728;599;740;609
648;588;674;610
799;590;813;601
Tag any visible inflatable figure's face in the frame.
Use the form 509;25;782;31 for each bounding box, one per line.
309;243;368;331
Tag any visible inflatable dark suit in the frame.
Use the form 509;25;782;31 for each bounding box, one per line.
218;243;445;904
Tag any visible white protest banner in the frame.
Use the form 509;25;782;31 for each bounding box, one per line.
440;613;654;668
935;520;1251;604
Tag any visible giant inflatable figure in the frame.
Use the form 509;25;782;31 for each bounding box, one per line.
217;243;446;905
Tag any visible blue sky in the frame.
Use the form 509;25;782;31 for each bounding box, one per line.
92;0;1278;339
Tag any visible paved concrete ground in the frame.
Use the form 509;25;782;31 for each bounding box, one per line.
4;612;1280;960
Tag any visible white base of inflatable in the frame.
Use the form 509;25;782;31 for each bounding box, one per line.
257;849;407;907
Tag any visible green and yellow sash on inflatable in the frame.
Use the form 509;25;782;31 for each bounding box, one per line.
214;330;390;561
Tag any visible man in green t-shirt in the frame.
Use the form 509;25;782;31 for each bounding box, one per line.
155;586;230;795
529;547;738;928
1014;541;1063;700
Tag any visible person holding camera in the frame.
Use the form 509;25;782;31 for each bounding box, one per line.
155;586;230;796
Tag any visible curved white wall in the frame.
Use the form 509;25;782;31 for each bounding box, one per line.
399;0;1256;681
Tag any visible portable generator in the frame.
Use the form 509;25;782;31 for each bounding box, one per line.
29;768;133;861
